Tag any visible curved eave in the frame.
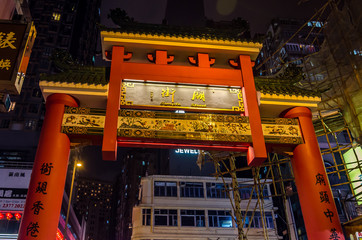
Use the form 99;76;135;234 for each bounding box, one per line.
259;93;321;118
40;80;321;118
39;81;108;109
101;31;262;61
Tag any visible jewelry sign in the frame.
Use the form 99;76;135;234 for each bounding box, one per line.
61;107;303;146
121;80;244;112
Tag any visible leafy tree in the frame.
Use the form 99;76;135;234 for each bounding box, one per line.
107;8;134;27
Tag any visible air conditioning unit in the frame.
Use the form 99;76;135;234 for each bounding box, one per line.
0;93;15;112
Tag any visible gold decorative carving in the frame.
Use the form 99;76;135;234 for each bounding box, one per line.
61;107;303;145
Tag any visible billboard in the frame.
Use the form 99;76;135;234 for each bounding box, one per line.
0;169;31;211
0;21;36;94
342;147;362;205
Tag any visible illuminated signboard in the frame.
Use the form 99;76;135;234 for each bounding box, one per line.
175;149;200;154
356;232;362;240
0;21;36;94
342;147;362;205
121;80;244;112
0;169;31;211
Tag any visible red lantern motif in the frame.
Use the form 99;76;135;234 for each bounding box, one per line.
6;212;13;220
15;213;21;220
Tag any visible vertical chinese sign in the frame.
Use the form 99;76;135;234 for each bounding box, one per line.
0;21;36;94
24;163;54;238
314;172;341;239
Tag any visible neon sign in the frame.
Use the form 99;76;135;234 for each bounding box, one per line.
174;149;200;154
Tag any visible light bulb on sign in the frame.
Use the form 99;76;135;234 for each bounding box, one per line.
6;213;13;220
15;213;21;220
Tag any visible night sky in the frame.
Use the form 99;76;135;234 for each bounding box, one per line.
100;0;326;34
82;0;327;182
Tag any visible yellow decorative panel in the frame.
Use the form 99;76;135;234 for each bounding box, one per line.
61;107;303;145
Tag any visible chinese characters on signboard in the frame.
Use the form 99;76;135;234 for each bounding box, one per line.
0;169;31;211
121;81;244;112
25;162;54;238
315;172;342;239
0;22;27;82
0;21;36;94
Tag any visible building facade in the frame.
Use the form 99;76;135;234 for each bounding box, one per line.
0;0;101;161
114;149;169;240
75;177;114;240
132;175;278;240
255;18;324;77
254;13;362;238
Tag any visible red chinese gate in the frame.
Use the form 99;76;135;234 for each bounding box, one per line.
17;30;344;240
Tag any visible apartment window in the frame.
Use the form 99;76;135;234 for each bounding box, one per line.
52;12;61;21
154;181;177;197
48;24;58;32
239;184;269;200
208;210;233;228
47;35;56;44
180;182;204;198
206;183;228;198
154;209;177;226
0;119;10;129
59;37;69;46
39;57;49;69
28;104;39;114
42;48;52;57
66;14;73;23
24;119;37;130
32;89;42;98
243;211;274;229
142;209;151;226
180;210;205;227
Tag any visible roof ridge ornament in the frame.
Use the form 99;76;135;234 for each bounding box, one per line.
147;50;174;64
105;50;132;61
228;58;255;69
188;53;215;68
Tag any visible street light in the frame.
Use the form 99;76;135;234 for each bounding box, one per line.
65;160;82;233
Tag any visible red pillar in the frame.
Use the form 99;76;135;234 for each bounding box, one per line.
283;107;344;239
239;55;267;166
18;93;78;240
102;46;125;160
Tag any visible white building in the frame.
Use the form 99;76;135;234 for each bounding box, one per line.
131;175;280;240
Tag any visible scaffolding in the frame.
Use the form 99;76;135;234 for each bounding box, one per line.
300;0;362;143
200;150;294;240
196;1;362;238
314;110;362;217
202;108;362;239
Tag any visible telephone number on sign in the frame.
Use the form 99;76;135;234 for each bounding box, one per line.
1;203;24;209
